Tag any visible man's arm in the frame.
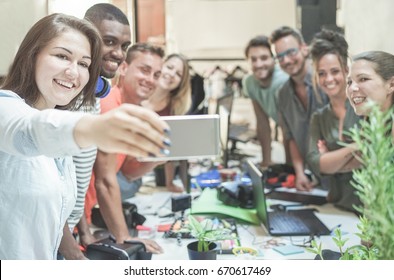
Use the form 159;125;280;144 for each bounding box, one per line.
76;215;96;247
120;156;161;181
252;100;273;167
58;223;87;260
94;150;130;243
94;150;164;253
289;139;315;191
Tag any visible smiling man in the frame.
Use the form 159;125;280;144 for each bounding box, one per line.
270;26;329;191
59;3;132;259
84;43;165;254
242;35;288;168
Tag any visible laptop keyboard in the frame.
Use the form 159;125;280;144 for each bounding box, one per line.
268;211;310;233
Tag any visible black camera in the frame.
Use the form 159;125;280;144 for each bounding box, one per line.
217;181;254;209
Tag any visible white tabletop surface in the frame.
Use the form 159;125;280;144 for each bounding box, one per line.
126;188;361;260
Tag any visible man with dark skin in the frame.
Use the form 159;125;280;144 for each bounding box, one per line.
59;3;132;259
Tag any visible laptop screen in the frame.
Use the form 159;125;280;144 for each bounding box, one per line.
245;159;269;227
216;93;233;167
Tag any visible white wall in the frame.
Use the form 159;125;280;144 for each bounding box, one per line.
0;0;47;75
166;0;297;58
339;0;394;56
1;0;393;76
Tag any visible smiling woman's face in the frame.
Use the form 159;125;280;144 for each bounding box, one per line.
34;30;91;109
346;59;392;116
158;56;184;92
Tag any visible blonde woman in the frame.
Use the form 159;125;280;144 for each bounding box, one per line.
142;53;192;192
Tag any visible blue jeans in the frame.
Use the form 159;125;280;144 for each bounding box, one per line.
116;171;142;200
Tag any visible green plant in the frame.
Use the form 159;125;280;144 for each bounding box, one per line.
307;105;394;259
307;217;378;260
350;106;394;259
183;215;237;252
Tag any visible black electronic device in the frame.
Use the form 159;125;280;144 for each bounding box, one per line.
171;194;191;212
86;236;151;260
246;159;330;236
217;181;254;209
91;202;146;229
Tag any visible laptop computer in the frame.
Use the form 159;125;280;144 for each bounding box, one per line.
245;159;331;236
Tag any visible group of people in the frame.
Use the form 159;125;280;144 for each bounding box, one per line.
0;4;192;259
0;3;393;260
243;27;393;214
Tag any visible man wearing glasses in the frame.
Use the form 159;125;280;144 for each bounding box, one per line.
242;35;288;168
270;26;328;191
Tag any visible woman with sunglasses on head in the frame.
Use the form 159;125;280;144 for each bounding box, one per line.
307;30;362;213
0;14;169;259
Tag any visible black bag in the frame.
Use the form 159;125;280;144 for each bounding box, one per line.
86;236;152;260
91;201;146;229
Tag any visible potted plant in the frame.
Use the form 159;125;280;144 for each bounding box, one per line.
308;105;394;260
182;215;238;260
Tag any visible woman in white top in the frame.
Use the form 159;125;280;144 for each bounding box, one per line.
0;13;169;260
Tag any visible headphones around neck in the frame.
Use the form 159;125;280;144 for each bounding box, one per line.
95;76;111;98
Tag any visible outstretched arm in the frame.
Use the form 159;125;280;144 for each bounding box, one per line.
74;104;170;158
252;100;273;168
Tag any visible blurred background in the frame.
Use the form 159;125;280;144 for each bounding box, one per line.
1;0;393;77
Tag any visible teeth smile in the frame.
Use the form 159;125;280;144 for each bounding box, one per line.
352;97;365;105
107;61;118;67
55;79;74;89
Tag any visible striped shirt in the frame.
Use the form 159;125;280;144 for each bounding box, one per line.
67;99;100;230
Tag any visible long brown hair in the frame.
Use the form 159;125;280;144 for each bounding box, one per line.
166;53;192;115
1;13;102;110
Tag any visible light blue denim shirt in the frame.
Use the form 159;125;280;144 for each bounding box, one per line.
0;90;85;259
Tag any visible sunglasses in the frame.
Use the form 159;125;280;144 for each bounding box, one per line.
275;48;299;62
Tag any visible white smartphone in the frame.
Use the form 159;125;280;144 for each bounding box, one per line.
137;114;221;162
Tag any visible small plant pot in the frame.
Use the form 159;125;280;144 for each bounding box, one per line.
187;241;217;260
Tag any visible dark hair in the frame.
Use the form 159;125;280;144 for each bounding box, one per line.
125;43;165;64
353;51;394;82
84;3;129;26
165;53;191;115
310;29;349;70
1;13;102;110
353;51;394;106
309;29;349;100
244;35;273;57
270;26;304;45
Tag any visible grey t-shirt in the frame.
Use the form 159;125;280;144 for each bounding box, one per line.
277;69;329;161
242;65;288;123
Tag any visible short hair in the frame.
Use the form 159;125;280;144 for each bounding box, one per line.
270;26;304;45
1;13;102;110
84;3;129;26
125;43;165;64
244;35;273;57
